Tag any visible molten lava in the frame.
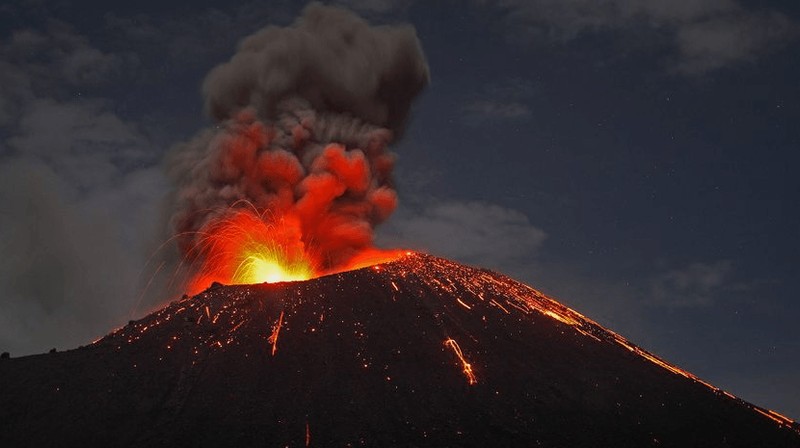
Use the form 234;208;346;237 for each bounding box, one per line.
186;209;312;294
185;207;407;294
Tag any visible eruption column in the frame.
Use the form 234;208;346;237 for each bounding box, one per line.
165;3;429;293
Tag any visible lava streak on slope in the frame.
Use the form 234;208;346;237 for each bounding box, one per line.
1;253;798;447
444;338;477;385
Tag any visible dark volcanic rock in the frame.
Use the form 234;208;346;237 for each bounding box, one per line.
0;254;798;447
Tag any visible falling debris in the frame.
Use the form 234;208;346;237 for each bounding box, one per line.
444;338;477;385
268;310;284;357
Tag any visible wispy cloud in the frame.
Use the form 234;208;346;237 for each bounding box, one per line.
475;0;798;74
0;20;166;356
378;200;546;269
333;0;413;16
463;100;531;120
0;21;128;127
461;77;537;123
672;11;796;74
648;260;735;307
102;2;295;79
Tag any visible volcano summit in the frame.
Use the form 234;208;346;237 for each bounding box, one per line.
1;253;798;447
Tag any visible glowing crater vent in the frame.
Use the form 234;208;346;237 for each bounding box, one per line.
186;207;409;294
186;209;315;293
233;250;313;284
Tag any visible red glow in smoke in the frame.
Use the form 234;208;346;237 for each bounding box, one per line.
167;4;429;298
172;105;409;295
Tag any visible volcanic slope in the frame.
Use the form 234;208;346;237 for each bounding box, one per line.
1;253;798;447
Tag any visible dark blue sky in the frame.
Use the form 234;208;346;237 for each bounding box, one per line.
1;0;798;419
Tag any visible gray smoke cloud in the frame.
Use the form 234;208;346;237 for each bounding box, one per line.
203;3;429;134
166;3;429;281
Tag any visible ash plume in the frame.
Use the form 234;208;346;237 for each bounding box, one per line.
167;3;429;278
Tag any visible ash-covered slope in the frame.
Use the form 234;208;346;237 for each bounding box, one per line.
0;253;797;447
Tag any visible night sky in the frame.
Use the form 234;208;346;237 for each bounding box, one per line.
1;0;798;420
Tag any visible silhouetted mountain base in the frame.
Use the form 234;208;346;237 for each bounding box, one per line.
1;254;797;447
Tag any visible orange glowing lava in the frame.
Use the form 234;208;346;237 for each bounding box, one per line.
185;208;408;294
444;338;477;385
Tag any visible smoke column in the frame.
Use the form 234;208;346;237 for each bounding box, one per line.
166;3;429;292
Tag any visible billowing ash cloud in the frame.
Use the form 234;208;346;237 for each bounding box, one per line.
203;3;428;134
167;3;429;276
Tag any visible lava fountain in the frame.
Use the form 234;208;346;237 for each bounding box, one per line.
165;4;429;295
185;205;410;294
185;207;315;293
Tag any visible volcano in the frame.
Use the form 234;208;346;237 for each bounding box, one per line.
0;253;797;447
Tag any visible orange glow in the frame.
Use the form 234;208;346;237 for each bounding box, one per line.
455;298;472;310
444;338;477;385
752;407;796;428
185;207;408;294
325;247;412;275
186;209;313;294
268;310;284;356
